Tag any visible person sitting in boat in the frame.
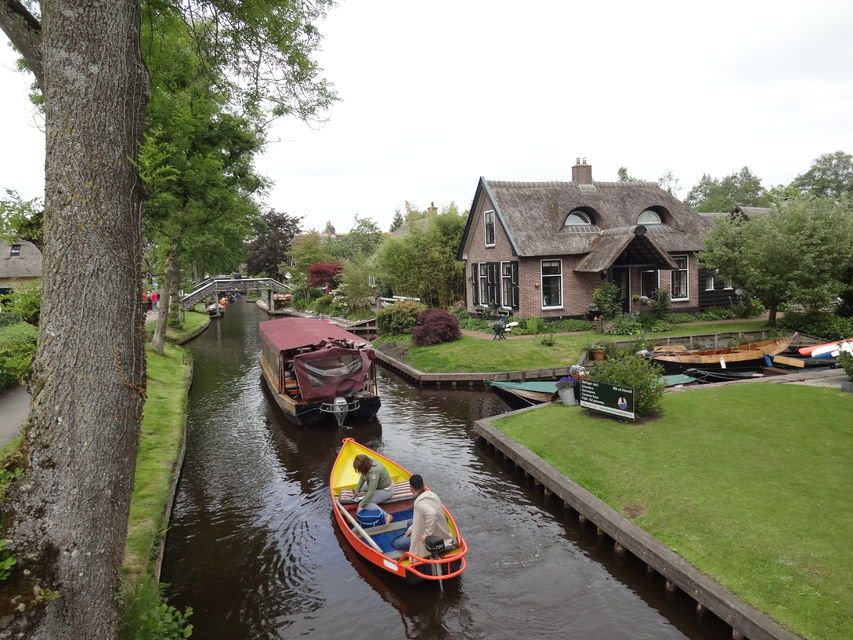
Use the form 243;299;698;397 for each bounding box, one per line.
392;474;451;557
352;454;394;525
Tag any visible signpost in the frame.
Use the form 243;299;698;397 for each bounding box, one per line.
579;379;636;420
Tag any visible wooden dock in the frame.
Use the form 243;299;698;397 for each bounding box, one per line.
472;413;802;640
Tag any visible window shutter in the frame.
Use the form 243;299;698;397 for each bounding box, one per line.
471;263;479;306
488;262;499;305
511;262;519;310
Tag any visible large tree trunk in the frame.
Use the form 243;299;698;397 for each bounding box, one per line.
1;2;149;638
152;243;178;354
768;302;778;327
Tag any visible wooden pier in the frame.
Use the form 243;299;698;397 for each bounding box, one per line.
472;413;802;640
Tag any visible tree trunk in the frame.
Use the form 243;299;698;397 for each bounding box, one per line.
1;2;149;638
168;252;182;328
768;302;778;327
152;244;178;354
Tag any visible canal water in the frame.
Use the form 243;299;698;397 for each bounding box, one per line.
162;302;730;640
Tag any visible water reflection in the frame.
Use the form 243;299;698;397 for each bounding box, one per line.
162;302;729;639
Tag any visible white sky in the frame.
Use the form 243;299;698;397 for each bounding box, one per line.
2;0;852;232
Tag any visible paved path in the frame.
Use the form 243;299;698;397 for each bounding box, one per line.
0;385;29;447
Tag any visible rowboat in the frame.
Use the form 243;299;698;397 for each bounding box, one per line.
330;438;467;585
798;338;851;357
652;334;797;372
259;317;381;426
484;380;557;409
799;338;853;360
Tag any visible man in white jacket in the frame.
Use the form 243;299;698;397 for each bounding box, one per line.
392;474;451;558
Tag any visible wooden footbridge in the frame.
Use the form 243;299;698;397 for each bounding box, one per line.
180;277;291;310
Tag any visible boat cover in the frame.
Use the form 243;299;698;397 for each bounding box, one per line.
293;343;374;401
260;317;370;352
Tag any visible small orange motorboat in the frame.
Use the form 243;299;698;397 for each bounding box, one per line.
330;438;467;585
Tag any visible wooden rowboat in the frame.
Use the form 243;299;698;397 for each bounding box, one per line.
653;334;797;371
484;380;557;409
330;438;467;585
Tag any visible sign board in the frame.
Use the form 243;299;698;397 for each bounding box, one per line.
579;379;635;420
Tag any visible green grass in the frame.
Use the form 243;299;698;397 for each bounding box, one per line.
123;343;192;580
493;384;853;640
145;310;210;344
375;320;771;373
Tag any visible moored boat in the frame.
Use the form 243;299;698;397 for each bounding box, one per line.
259;317;381;426
484;380;557;409
798;337;853;358
652;334;797;372
330;438;467;585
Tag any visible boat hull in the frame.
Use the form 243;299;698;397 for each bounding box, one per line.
260;355;380;426
330;438;467;585
484;380;556;409
653;335;795;373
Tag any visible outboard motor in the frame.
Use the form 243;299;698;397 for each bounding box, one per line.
425;534;457;586
331;396;348;427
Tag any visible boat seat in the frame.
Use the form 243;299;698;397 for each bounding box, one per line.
340;481;414;504
363;519;409;535
385;550;405;560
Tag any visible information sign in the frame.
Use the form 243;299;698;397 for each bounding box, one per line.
579;379;636;420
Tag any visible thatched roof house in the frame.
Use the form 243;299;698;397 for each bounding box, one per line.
0;240;42;292
457;160;709;317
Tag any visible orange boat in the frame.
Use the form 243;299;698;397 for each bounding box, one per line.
653;333;797;371
330;438;468;585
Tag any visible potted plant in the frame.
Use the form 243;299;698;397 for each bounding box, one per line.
555;375;578;405
587;343;605;361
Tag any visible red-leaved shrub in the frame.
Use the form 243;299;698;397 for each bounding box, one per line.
411;308;461;346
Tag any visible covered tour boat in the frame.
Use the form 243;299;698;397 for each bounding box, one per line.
652;333;797;372
330;438;467;585
259;317;381;426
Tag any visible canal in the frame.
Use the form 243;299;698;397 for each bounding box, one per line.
162;301;730;640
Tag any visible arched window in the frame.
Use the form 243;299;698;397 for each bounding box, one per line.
638;209;662;225
565;209;592;226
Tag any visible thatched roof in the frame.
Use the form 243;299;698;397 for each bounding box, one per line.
458;177;707;262
0;240;42;280
576;226;678;272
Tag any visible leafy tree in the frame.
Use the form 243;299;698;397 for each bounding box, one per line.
0;190;43;249
617;166;641;182
307;262;342;289
0;0;336;636
0;279;42;325
289;232;334;276
389;208;404;232
699;196;853;325
245;209;303;277
657;170;680;196
790;151;853;200
340;215;383;259
685;167;771;212
339;255;374;314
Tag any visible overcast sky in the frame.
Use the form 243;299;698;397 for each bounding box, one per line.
2;0;852;232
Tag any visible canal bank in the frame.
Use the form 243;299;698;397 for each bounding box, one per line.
479;385;853;640
160;300;738;640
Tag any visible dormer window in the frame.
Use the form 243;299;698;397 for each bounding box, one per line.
10;244;21;257
484;210;496;246
564;210;592;226
638;209;662;225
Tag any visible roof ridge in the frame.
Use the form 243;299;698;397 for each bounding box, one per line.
485;179;661;188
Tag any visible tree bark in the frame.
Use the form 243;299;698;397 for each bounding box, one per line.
0;2;149;638
768;302;778;327
151;243;178;354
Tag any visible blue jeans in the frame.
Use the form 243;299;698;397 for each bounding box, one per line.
391;519;413;550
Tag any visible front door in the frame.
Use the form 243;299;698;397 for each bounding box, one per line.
610;267;630;313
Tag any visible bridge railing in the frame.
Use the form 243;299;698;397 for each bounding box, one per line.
180;277;291;309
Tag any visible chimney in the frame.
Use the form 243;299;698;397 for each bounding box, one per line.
572;157;593;184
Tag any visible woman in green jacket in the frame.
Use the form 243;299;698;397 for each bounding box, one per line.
352;454;394;524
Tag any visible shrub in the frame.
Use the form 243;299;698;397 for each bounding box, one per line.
312;294;334;314
646;287;671;320
700;307;735;321
603;315;642;335
663;312;699;324
839;352;853;381
524;317;544;335
377;300;426;335
778;311;853;341
540;332;555;347
587;351;665;417
733;297;765;318
591;282;622;321
0;322;37;392
118;575;193;640
411;308;461;346
0;280;42;325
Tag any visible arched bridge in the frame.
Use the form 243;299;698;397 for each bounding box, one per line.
180;277;291;309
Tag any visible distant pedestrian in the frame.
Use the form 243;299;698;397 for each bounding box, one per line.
142;290;150;311
151;291;159;311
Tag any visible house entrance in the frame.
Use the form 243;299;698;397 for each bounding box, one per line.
610;267;630;313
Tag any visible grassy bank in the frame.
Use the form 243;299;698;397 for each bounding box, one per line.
145;310;210;344
375;319;771;373
123;343;192;580
493;384;853;640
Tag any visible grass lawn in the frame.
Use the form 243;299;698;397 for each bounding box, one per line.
375;319;771;373
123;343;192;581
145;310;210;344
493;384;853;640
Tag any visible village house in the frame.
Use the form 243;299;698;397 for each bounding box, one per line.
0;239;42;294
456;160;710;318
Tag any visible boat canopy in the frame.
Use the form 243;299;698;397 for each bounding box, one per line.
259;317;371;352
294;344;374;402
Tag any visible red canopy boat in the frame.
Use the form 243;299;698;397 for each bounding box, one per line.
259;317;381;426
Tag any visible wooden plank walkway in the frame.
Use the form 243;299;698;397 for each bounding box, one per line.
472;414;803;640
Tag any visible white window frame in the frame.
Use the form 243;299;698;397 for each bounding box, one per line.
705;273;715;291
670;254;689;301
478;263;488;305
500;261;512;309
540;258;563;310
10;244;21;257
641;269;660;298
484;209;496;247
